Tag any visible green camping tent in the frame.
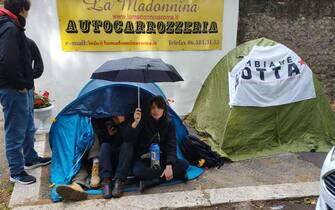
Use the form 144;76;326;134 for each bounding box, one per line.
186;38;335;161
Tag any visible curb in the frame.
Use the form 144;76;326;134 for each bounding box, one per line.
12;181;320;210
9;134;48;208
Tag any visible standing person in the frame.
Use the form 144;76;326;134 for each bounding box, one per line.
0;0;50;185
27;37;43;80
99;108;141;199
133;96;189;192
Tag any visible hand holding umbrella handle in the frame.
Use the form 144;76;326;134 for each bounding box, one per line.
132;108;142;128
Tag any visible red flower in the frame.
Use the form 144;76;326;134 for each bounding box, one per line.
43;91;49;98
35;99;44;106
34;90;51;109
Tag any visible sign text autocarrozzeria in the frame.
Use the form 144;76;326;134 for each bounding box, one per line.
57;0;224;51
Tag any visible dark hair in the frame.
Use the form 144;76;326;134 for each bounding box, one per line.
4;0;30;15
148;96;168;118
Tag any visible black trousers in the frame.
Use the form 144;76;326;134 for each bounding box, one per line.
99;142;134;180
133;158;189;180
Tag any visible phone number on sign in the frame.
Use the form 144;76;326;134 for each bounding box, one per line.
188;40;220;45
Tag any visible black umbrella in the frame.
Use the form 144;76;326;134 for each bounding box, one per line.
91;57;184;108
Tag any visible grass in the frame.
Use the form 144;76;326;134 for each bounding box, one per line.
0;175;13;210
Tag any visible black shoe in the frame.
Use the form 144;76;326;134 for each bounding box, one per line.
9;171;36;185
182;172;189;183
24;157;51;170
112;179;125;198
138;178;160;192
103;181;112;199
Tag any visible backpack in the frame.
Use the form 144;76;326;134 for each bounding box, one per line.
180;134;231;168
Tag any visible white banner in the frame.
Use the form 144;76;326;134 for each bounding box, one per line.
229;44;316;107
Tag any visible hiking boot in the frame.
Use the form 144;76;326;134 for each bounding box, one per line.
24;157;51;170
112;179;125;198
138;178;160;192
102;179;112;199
56;183;88;202
9;171;36;185
90;162;100;188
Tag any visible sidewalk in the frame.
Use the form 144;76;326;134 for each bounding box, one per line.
9;132;324;209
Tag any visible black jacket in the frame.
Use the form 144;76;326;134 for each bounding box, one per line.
93;118;140;149
136;117;177;165
0;10;33;90
27;38;43;79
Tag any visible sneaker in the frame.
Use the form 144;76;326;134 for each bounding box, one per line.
24;157;51;170
90;162;100;188
9;171;36;185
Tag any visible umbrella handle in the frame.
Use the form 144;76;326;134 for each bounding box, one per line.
138;85;140;109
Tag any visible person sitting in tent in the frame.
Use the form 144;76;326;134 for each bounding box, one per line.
99;108;142;199
55;134;101;201
133;96;189;192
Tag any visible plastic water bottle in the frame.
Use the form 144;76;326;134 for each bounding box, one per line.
150;133;161;170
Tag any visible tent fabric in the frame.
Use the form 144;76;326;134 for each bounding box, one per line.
49;79;204;202
186;38;335;161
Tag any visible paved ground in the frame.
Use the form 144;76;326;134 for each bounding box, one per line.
37;152;325;202
1;112;332;209
188;197;317;210
36;122;327;204
131;152;324;196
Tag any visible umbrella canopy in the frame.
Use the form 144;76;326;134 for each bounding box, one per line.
91;57;184;83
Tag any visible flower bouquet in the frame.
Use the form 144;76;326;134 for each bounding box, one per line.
33;90;54;134
34;91;52;109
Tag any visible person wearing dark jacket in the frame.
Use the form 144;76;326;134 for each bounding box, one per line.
0;0;50;185
27;37;43;79
99;108;141;199
133;96;189;192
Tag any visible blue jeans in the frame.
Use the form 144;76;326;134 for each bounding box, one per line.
99;142;134;180
0;88;38;175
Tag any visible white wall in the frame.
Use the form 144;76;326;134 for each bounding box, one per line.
26;0;239;115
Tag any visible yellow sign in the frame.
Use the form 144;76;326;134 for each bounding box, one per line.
57;0;224;51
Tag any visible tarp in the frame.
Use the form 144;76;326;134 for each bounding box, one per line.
49;79;204;202
186;38;335;161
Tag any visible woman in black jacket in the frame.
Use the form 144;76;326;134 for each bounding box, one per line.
133;96;189;192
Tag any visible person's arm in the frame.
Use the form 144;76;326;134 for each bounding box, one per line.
161;121;177;181
164;121;177;165
2;26;28;90
95;127;110;145
30;39;44;79
120;108;142;143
